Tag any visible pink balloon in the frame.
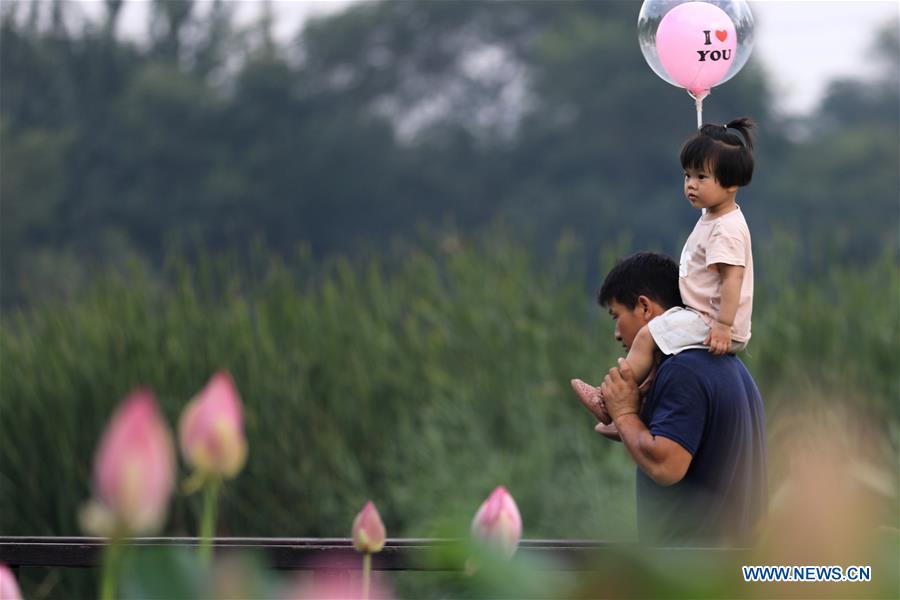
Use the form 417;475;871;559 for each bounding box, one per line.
655;2;737;96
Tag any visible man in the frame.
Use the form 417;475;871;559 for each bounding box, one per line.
577;252;767;546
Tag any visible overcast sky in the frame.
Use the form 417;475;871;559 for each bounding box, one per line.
750;0;898;113
74;0;900;116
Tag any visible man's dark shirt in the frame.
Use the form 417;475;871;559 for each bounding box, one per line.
636;350;767;546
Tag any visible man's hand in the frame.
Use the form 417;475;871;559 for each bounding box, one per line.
599;359;641;421
601;360;693;486
705;321;732;355
571;378;612;425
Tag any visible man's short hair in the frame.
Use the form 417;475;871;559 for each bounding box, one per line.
597;252;682;310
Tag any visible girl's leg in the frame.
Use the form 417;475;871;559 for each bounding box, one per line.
623;324;657;384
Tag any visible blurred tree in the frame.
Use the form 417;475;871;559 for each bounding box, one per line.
819;19;898;131
190;0;238;83
299;1;534;139
0;1;895;308
150;0;194;63
103;0;124;39
0;121;72;305
762;19;900;268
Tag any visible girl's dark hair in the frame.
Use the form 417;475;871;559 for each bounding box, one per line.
680;116;756;188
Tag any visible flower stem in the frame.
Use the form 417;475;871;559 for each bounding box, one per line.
362;552;371;600
198;477;221;563
99;537;122;600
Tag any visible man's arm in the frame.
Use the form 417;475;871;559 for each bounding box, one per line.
600;359;692;486
612;414;692;486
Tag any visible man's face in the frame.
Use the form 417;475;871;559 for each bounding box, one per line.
607;299;652;352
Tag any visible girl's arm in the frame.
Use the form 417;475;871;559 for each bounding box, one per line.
707;263;744;354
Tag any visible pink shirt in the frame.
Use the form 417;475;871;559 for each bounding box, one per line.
678;207;753;342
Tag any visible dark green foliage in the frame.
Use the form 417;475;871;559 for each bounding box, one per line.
0;233;635;543
1;2;897;307
2;234;896;545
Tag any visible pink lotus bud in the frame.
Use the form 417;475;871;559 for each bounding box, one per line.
0;564;23;600
179;371;247;478
471;486;522;558
86;389;175;536
352;501;386;553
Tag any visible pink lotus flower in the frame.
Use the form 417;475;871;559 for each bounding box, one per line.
471;486;522;558
81;389;175;536
352;501;386;553
179;371;247;478
0;564;23;600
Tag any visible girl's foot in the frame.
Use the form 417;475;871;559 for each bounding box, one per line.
570;378;612;424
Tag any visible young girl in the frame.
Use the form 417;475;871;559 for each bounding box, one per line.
574;117;756;419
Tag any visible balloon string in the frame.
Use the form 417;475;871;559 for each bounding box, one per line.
690;89;709;129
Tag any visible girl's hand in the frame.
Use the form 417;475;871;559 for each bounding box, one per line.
705;322;732;355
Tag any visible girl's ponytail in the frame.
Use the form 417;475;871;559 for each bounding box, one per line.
698;116;755;152
724;117;755;152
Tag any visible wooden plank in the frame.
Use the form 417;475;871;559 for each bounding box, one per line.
0;537;744;571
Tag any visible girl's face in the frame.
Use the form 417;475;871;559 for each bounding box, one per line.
683;166;738;214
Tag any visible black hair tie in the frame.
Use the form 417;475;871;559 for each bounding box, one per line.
722;124;749;148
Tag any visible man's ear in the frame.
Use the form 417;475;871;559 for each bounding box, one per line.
635;295;654;319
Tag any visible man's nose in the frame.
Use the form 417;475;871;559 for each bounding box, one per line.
614;327;622;341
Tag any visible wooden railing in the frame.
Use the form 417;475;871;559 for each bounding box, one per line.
0;536;744;572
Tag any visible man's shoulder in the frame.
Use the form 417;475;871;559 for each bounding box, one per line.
650;353;710;399
659;351;748;378
659;349;716;372
658;351;756;387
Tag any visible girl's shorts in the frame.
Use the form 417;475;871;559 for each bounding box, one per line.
647;306;748;356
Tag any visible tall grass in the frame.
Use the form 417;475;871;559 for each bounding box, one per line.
1;231;897;551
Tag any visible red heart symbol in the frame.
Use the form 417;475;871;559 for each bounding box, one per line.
715;30;728;42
